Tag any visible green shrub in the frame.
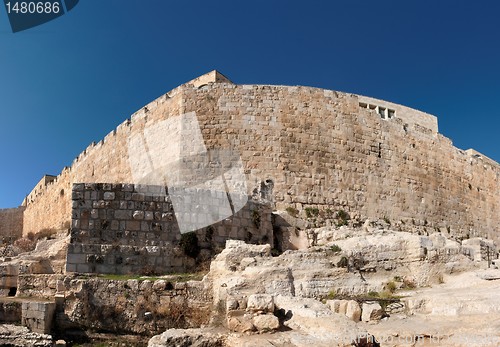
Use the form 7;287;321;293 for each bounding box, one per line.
330;244;342;253
386;281;397;293
367;291;380;298
335;210;350;227
305;207;319;218
327;289;336;300
336;210;350;221
337;256;348;268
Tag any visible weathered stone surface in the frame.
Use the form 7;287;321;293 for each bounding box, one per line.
361;302;383;322
247;294;274;313
252;314;280;332
345;300;361;322
148;328;225;347
65;185;273;275
19;72;500;250
227;311;255;333
327;299;348;315
0;324;52;347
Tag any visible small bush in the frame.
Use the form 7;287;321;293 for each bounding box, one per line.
336;210;350;221
336;219;349;227
337;256;348;268
335;210;350;227
14;238;36;253
330;244;342;253
383;216;391;225
305;207;319;218
327;289;336;300
386;281;397;293
367;291;380;298
180;232;200;258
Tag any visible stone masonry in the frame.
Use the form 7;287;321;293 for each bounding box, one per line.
66;183;272;274
0;207;24;243
21;301;56;334
17;71;500;244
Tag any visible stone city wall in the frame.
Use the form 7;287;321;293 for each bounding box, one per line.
66;183;272;275
21;72;500;243
0;207;24;242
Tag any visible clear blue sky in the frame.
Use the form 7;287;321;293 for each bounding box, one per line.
1;0;499;208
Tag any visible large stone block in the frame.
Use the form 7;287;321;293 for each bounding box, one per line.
246;294;274;313
361;302;383;322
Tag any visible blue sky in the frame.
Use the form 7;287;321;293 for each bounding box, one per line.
0;0;499;208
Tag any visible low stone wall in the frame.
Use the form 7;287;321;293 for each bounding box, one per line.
0;300;21;323
66;183;272;275
17;274;66;299
22;301;56;334
55;277;212;335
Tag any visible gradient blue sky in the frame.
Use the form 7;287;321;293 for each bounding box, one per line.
0;0;499;208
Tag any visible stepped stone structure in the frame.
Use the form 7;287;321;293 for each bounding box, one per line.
1;70;499;252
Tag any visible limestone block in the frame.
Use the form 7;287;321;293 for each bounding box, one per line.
252;314;280;332
246;294;274;313
345;300;361;322
152;280;166;291
361;302;383;322
227;311;255;333
326;299;348;314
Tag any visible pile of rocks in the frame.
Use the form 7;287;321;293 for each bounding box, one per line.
226;294;280;333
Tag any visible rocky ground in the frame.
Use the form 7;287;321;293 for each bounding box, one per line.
148;225;500;347
1;224;499;346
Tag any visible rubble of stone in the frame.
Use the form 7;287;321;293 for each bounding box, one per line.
0;324;52;347
147;225;499;347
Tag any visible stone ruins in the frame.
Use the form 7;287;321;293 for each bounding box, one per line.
0;71;498;346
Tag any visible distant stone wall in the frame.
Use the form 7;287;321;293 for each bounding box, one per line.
66;183;272;275
20;72;500;244
0;207;24;242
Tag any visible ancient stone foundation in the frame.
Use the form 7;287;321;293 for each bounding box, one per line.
21;301;55;334
66;183;272;275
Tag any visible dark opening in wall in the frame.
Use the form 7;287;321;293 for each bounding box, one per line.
8;287;16;297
